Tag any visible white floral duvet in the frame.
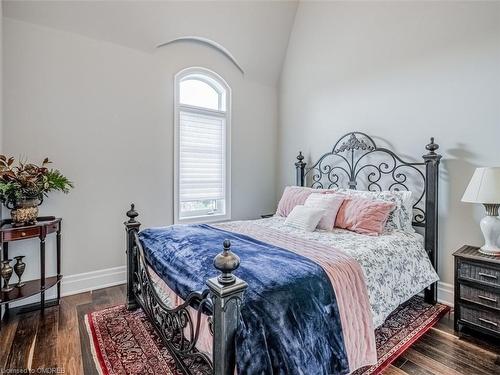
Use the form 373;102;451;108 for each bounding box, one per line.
249;217;439;328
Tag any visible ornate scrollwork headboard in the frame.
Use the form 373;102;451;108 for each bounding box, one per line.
294;131;442;304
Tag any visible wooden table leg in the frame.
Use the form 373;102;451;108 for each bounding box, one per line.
40;237;45;312
2;241;7;260
2;242;9;314
0;241;3;331
56;229;61;302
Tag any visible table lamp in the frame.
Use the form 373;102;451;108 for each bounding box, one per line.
462;167;500;255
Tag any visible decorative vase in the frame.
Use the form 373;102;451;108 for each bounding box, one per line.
14;256;26;288
1;259;14;292
8;197;42;227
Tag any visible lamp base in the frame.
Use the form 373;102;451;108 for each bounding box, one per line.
479;207;500;257
479;245;500;256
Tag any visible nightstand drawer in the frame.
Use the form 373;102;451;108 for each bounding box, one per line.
460;284;500;310
460;305;500;334
458;261;500;287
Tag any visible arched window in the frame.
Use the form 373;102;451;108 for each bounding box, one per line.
174;67;231;223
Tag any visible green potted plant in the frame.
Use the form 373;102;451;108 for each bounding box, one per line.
0;155;73;226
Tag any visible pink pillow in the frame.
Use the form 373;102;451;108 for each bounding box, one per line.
304;193;345;230
276;186;314;217
276;186;337;217
335;197;396;236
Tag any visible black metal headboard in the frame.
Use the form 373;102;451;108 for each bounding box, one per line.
294;132;441;304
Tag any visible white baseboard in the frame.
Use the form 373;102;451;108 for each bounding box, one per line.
61;266;126;297
437;281;454;307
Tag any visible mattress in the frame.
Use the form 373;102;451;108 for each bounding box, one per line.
227;217;440;328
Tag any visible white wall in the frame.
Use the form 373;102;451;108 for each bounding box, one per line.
0;6;3;316
279;1;500;293
0;4;2;153
3;18;278;296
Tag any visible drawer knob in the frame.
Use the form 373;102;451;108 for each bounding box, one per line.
478;272;498;280
21;232;26;237
478;295;498;303
478;317;498;327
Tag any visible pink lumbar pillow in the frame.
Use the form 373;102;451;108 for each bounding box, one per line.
276;186;338;217
335;197;396;236
276;186;314;217
304;193;345;230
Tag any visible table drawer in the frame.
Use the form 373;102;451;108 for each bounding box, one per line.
2;227;41;241
459;261;500;287
46;222;60;235
460;284;500;310
460;305;500;335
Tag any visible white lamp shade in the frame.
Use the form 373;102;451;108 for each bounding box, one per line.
462;167;500;204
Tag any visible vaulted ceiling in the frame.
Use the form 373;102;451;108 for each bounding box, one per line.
3;0;298;85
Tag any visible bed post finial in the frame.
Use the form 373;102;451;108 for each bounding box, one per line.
423;138;441;305
295;151;306;186
207;241;247;375
213;240;240;285
126;203;139;223
125;203;141;310
425;137;439;155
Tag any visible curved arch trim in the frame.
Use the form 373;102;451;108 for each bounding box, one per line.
156;36;244;74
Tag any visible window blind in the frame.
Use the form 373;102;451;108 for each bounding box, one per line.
179;111;225;202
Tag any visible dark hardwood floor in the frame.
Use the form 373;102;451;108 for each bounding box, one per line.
1;285;499;374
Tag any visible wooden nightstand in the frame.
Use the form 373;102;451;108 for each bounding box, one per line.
453;245;500;339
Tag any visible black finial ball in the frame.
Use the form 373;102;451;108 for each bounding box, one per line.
126;203;139;220
214;239;240;284
426;137;439;153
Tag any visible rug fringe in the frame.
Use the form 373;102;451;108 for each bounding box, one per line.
85;313;107;375
369;304;450;375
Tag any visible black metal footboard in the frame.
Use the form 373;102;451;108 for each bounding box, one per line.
125;205;247;375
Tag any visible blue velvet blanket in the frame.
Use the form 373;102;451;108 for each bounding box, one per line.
139;224;349;375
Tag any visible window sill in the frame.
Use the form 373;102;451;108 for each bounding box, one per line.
176;213;231;225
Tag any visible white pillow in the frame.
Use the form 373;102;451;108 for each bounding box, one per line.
304;193;345;230
284;205;326;232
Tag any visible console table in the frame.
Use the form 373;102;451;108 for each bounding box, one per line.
0;217;62;321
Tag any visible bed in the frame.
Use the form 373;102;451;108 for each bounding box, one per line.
124;131;442;375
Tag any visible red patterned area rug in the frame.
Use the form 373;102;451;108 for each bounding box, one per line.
354;296;450;375
85;296;449;375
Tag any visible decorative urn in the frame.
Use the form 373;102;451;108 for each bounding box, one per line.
7;197;42;227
